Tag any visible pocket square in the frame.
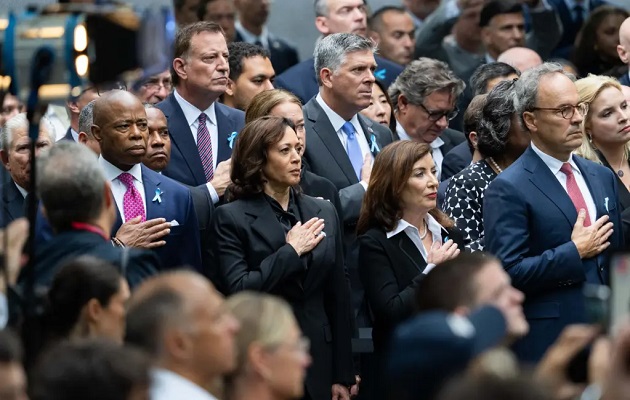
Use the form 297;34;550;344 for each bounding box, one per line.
169;220;180;227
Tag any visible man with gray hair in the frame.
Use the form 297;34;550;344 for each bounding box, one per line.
0;113;55;228
390;58;466;180
274;0;404;104
483;62;623;362
303;32;393;332
25;141;158;290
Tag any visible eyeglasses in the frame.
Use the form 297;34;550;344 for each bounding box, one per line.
142;78;173;92
418;103;459;122
530;103;587;120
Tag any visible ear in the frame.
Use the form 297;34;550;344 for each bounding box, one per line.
368;31;381;45
320;68;335;89
0;149;9;169
67;99;80;115
397;94;409;113
522;111;537;133
78;132;88;145
248;343;272;380
618;45;629;64
85;298;104;323
469;131;478;148
163;328;193;360
91;124;103;143
314;16;329;36
225;78;235;97
172;58;188;83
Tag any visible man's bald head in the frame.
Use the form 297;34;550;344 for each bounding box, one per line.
92;90;143;127
619;17;630;65
497;47;542;72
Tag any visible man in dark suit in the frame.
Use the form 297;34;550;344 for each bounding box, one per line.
156;21;245;205
274;0;403;104
142;105;217;288
223;42;275;111
197;0;237;42
26;141;158;291
549;0;607;59
92;90;202;271
389;58;466;181
232;0;299;74
618;17;630;85
0;114;55;228
483;63;623;362
303;33;394;324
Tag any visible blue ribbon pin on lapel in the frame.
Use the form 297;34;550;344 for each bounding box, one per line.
370;134;380;154
228;131;238;149
152;188;163;204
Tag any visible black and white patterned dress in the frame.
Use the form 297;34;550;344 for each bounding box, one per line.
442;160;498;251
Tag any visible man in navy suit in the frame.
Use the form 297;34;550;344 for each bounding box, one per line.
483;63;623;362
92;90;202;271
232;0;299;74
157;21;245;205
548;0;607;59
274;0;403;104
618;17;630;85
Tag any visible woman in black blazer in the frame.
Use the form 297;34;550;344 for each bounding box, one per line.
357;141;464;363
212;116;355;400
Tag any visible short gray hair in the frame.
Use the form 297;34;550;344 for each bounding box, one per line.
313;33;376;86
1;113;55;151
476;79;519;158
37;141;106;231
78;100;96;136
513;62;575;128
314;0;328;17
388;58;465;110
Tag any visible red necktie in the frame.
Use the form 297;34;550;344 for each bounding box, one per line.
560;163;591;227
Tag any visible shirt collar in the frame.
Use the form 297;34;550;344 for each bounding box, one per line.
98;156;144;184
386;214;445;239
235;20;269;48
530;142;581;176
13;182;27;198
395;120;444;148
151;369;218;400
173;89;217;128
484;53;496;64
315;93;361;134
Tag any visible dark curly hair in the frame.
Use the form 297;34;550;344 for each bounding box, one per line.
476;79;518;158
226;116;298;201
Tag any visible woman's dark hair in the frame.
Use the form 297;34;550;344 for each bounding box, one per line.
476;79;518;158
357;141;454;235
46;256;123;340
226;116;298;201
374;79;397;135
572;6;629;76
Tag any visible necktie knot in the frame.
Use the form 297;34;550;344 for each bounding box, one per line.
560;162;573;176
198;113;207;125
342;122;356;140
118;172;134;187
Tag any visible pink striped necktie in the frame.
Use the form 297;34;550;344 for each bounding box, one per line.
197;113;214;182
118;172;146;222
560;162;591;227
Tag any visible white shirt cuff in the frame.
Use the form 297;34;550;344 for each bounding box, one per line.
423;263;437;275
0;292;8;329
445;0;461;19
206;183;220;204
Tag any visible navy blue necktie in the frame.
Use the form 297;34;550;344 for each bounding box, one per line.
341;121;363;180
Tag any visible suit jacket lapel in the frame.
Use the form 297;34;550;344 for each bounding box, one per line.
305;100;359;184
3;181;23;220
142;166;162;221
396;233;425;273
574;157;607;219
357;115;380;157
246;195;288;252
297;196;326;290
524;147;578;228
215;103;235;163
164;94;206;184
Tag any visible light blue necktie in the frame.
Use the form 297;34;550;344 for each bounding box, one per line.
341;121;363;180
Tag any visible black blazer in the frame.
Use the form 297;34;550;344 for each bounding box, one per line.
299;167;343;220
0;180;25;228
439;129;466;161
156;93;245;186
441;140;473;181
212;193;355;399
188;185;216;287
234;31;299;75
358;224;465;351
620;73;630;86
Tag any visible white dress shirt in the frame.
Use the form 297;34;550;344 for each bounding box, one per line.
396;121;445;180
387;214;446;275
235;20;270;49
46;104;69;142
151;369;218;400
173;89;221;204
14;182;27;199
99;156;146;222
315;94;371;188
531;142;596;225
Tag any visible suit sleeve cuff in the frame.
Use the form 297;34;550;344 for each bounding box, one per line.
206;183;220;204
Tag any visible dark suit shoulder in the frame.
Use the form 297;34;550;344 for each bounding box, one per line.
216;101;246;120
277;58;312;80
443;128;466;143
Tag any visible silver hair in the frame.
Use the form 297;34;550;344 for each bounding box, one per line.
388;58;465;110
314;0;328;17
37;141;105;230
1;113;55;151
513;62;575;128
476;79;520;158
78;100;96;137
313;33;376;86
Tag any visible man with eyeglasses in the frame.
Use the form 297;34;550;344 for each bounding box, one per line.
483;62;623;363
389;58;466;181
132;70;172;105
